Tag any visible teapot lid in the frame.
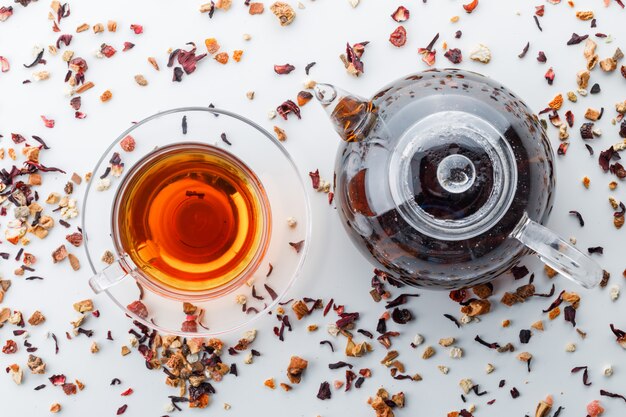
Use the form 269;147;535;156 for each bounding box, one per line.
389;110;518;241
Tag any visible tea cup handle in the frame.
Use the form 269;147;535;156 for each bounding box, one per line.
511;213;603;289
88;256;130;294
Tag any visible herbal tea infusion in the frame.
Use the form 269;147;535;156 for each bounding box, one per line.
114;143;270;294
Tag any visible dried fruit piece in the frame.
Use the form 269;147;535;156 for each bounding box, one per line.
270;2;295;26
134;74;148;86
120;135;136;152
580;122;594;139
286;356;308;383
274;64;295;74
249;2;264;14
463;0;479;13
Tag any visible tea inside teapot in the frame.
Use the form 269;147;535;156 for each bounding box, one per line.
315;69;602;290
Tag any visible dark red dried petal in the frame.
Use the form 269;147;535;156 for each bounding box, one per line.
11;133;26;143
126;300;148;319
611;163;626;179
116;404;128;415
74;111;86;119
62;383;77;395
178;43;206;75
276;99;301;120
391;5;410;22
537;51;547;63
122;42;135;52
289;240;305;253
389;26;407;47
463;0;478;13
181;318;197;333
120;388;134;396
274;64;295;74
565;110;574;127
444;48;463;64
535;5;544;16
69;96;81;110
69;57;88;73
580;122;594;139
567;33;589;45
56;34;72;49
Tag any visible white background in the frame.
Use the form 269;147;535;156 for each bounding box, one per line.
1;0;626;416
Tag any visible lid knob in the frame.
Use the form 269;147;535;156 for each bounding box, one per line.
436;154;476;194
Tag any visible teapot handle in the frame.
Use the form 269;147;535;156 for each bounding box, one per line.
511;213;603;289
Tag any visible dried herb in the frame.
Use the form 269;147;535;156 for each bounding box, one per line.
328;361;353;370
316;381;331;400
51;333;59;354
518;42;530;58
571;366;591;386
600;389;626;402
474;335;500;349
519;329;531;344
23;49;45;68
116;405;128;415
511;265;529;279
304;62;316;75
533;283;555;298
355;377;365;388
289;240;305;253
181;116;187;134
588;246;603;255
172;67;183;82
590;83;601;94
443;314;461;328
385;293;420;308
391;308;412;324
533;15;542;31
34;384;46;390
357;329;373;339
567;33;589;45
110;378;122;385
543;290;565;313
510;387;520;398
319;340;334;352
564;305;576;327
537;51;547;62
376;317;386;334
569;210;584;227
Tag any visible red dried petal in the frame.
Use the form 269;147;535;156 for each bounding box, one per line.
309;169;320;189
126;300;148;319
420;49;437;66
62;383;77;395
391;5;410;22
544;67;555;85
181;318;197;333
49;374;67;386
535;5;545;16
122;42;135;52
444;48;463;64
100;44;117;58
120;135;136;152
130;24;143;34
56;34;72;49
389;26;407;47
69;57;88;73
587;400;604;417
74;111;86;119
274;64;295;74
565;110;574;128
177;43;207;75
120;388;134;396
0;56;9;73
463;0;479;13
557;142;569;155
0;6;14;22
40;115;55;128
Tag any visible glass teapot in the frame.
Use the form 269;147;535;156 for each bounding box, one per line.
314;68;603;290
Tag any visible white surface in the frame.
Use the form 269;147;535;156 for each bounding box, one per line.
1;0;626;416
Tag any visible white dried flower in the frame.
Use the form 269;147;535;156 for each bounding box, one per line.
449;347;464;359
459;378;474;394
267;110;277;120
565;342;576;352
235;294;247;305
327;323;340;337
242;329;257;343
610;286;620;301
469;44;492;64
287;217;297;228
437;365;449;374
412;334;424;347
96;178;111;191
604;365;613;377
243;352;253;364
485;363;495;374
348;0;359;7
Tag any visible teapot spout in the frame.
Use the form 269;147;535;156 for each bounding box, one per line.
313;83;378;143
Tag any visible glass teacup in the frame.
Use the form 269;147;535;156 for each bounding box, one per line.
83;107;310;336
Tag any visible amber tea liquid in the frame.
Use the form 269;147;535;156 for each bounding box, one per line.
114;143;270;294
